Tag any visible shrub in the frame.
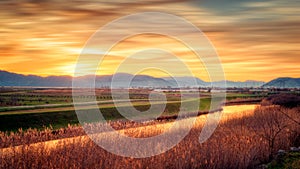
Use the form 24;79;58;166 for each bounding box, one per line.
265;94;300;108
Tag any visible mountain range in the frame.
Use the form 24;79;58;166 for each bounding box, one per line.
262;77;300;88
0;70;298;88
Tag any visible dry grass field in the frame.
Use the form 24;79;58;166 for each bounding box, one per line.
1;104;299;169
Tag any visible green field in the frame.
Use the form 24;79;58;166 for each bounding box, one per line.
0;98;208;131
0;88;263;132
267;152;300;169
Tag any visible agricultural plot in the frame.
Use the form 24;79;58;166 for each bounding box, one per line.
1;104;299;168
0;88;262;132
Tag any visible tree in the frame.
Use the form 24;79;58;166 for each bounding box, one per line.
250;106;288;161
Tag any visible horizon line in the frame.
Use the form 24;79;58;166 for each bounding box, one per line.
0;69;271;83
2;69;300;83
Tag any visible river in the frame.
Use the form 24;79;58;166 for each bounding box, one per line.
0;104;259;156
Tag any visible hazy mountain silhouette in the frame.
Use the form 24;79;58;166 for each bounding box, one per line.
263;77;300;88
0;70;267;88
0;70;72;87
0;71;171;88
211;80;265;88
162;76;207;87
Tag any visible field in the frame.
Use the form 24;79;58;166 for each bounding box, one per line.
0;88;263;132
1;104;299;168
0;87;299;169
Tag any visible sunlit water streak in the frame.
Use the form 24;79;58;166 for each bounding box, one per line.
0;104;258;156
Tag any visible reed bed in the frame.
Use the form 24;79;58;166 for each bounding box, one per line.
1;105;299;169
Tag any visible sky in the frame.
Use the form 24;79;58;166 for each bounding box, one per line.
0;0;299;82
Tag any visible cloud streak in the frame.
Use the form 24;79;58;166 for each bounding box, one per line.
0;0;299;81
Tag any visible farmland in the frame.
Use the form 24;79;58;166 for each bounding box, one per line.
1;104;299;168
0;87;299;169
0;87;262;132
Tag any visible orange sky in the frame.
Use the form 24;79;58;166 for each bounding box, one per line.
0;0;299;82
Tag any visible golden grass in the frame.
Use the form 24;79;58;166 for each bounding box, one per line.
1;105;299;169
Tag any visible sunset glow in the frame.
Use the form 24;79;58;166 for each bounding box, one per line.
0;0;299;81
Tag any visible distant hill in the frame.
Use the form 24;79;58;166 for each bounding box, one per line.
94;73;171;88
0;70;266;88
0;71;171;88
211;80;265;88
0;70;72;87
263;77;300;88
162;76;207;87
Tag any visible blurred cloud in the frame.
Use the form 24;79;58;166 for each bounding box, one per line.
0;0;299;81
